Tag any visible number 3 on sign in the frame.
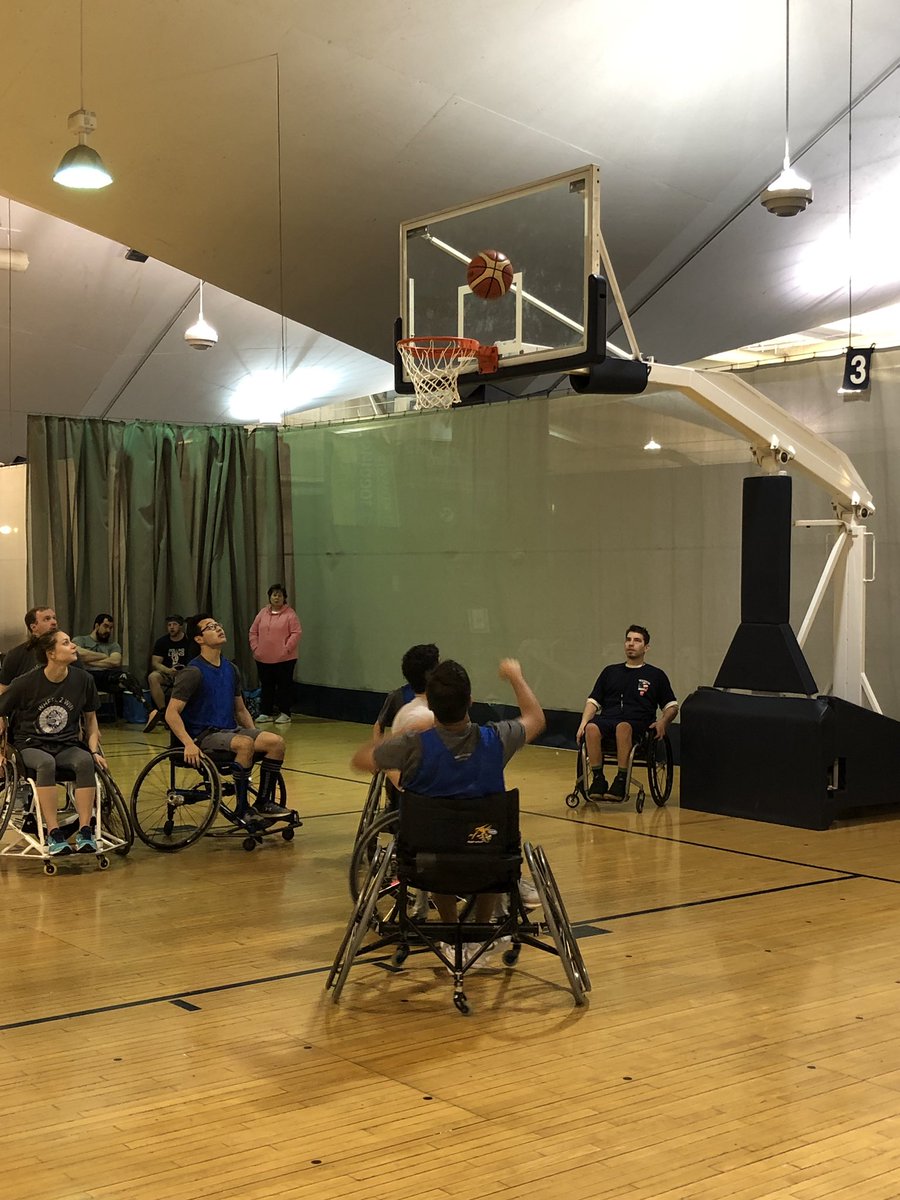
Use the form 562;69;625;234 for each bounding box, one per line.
840;347;873;394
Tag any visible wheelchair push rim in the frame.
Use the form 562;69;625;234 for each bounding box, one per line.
130;749;220;851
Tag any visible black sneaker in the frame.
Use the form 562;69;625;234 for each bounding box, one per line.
75;825;97;854
143;708;161;734
253;798;291;819
606;774;628;802
587;771;608;800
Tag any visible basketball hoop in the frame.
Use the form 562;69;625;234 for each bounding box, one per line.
397;336;482;411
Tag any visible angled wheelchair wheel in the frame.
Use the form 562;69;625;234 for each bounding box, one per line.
349;809;398;902
647;733;674;806
96;766;134;856
525;842;591;1004
130;749;220;851
328;839;396;1001
0;758;16;841
354;771;388;845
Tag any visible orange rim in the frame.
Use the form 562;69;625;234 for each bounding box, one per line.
397;336;480;360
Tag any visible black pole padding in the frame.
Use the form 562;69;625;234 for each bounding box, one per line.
569;357;650;395
584;273;608;364
740;474;791;623
393;315;415;395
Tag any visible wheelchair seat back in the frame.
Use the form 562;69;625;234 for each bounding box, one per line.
396;789;521;895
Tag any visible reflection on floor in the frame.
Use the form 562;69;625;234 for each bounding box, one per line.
3;716;900;1200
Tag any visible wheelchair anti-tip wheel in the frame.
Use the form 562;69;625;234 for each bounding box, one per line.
454;992;470;1015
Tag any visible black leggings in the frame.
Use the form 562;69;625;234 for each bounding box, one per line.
257;660;296;716
20;744;95;788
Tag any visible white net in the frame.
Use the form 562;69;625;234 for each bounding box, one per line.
397;337;479;410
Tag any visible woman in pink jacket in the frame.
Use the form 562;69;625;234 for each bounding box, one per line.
249;584;302;724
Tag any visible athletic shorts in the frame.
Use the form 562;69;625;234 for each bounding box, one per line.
195;727;262;755
589;715;652;743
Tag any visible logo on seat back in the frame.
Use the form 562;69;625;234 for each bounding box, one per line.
467;823;498;844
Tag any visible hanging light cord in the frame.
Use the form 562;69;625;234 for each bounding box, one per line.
848;0;854;344
6;200;11;420
783;0;791;169
79;0;85;111
275;53;286;393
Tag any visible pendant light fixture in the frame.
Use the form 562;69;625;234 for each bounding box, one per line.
53;1;113;189
760;0;813;217
184;281;218;350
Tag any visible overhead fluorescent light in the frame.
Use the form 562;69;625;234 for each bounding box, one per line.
0;249;29;272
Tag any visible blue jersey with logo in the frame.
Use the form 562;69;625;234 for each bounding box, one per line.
180;657;239;736
404;726;505;798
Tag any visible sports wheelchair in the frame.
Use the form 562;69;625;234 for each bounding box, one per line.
0;747;133;874
565;727;673;813
327;789;590;1014
350;770;403;899
129;742;301;852
354;769;394;847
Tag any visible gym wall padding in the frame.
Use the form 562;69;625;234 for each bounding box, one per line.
24;349;900;720
281;350;899;717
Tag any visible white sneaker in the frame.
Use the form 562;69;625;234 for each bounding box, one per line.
274;712;292;724
410;890;430;919
463;942;494;969
256;713;273;723
519;878;541;910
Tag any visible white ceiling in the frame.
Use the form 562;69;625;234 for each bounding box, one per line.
0;0;898;460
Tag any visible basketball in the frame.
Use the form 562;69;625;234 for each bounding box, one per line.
466;249;514;300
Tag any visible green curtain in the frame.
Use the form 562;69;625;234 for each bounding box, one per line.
27;417;285;686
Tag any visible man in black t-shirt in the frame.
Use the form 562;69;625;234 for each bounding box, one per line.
144;615;198;733
0;605;58;693
575;624;678;801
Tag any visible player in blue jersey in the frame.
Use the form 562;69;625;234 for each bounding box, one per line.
353;657;545;924
166;614;290;819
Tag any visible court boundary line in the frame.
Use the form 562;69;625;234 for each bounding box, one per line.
522;807;900;886
0;874;863;1033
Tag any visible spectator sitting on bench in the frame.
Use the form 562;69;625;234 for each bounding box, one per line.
74;613;147;720
144;614;197;733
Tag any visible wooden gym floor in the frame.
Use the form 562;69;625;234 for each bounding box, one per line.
3;716;900;1200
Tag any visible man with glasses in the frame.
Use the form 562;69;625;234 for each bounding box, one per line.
165;614;291;819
